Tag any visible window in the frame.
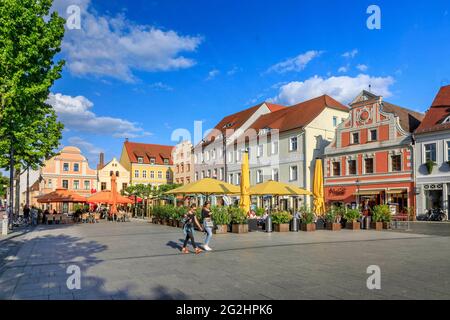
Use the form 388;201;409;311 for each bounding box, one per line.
289;137;298;151
272;169;279;181
207;170;211;178
219;168;224;180
256;170;263;183
142;170;147;178
271;141;278;155
257;145;263;157
205;151;210;162
348;160;357;175
62;180;69;189
332;162;341;176
228;174;233;184
212;149;216;160
137;157;144;164
447;141;450;161
235;150;241;162
73;180;79;190
166;171;170;179
122;183;127;190
236;173;241;185
289;166;298;181
116;171;119;177
73;163;79;172
134;170;139;178
333;116;338;127
63;163;69;172
201;171;205;179
351;132;360;144
163;158;169;165
425;143;437;162
195;172;199;181
101;182;107;190
158;171;162;179
110;171;114;176
365;158;374;174
150;157;156;165
213;168;218;179
369;129;377;141
391;155;402;172
48;179;52;188
84;180;90;190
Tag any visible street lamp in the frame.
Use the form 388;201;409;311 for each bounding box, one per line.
355;178;361;209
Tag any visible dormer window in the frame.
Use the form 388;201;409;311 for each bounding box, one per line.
150;157;156;165
163;158;169;165
137;157;144;164
351;132;360;144
443;116;450;124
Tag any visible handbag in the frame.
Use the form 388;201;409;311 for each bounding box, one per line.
204;218;214;228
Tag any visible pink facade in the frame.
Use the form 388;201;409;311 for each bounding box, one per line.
39;146;97;197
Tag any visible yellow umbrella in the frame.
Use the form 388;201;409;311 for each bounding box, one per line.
239;152;251;214
313;158;326;216
249;180;312;196
164;178;240;195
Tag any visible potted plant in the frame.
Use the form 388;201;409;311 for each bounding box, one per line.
211;206;231;234
230;207;248;233
272;211;292;232
344;209;361;230
425;160;436;174
255;207;265;217
300;207;316;232
381;207;392;229
371;205;388;231
325;209;341;231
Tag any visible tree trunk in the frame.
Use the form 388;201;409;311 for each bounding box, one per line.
26;167;30;207
8;146;14;228
15;168;20;216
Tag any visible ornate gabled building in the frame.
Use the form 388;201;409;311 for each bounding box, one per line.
324;91;424;214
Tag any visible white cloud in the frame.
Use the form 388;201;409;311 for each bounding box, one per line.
53;0;202;82
149;82;173;91
342;49;359;58
47;93;152;138
227;67;240;76
267;50;323;73
356;64;368;72
271;74;395;105
67;137;103;156
338;65;349;73
206;69;220;80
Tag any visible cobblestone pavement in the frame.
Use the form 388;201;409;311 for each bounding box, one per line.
1;221;450;300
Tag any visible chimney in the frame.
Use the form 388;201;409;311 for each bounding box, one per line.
98;152;104;170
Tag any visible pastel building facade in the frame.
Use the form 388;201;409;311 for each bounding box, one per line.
324;91;424;214
172;141;194;185
97;155;131;194
119;140;174;187
414;85;450;217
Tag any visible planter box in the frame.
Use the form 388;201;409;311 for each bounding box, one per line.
346;221;360;230
383;222;391;229
371;222;383;231
214;225;228;234
274;223;290;232
232;224;248;234
326;223;341;231
301;223;316;232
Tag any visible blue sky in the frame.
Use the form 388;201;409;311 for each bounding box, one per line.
48;0;450;168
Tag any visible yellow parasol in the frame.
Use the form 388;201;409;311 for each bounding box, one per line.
249;180;312;196
239;152;251;214
164;178;240;195
313;158;326;216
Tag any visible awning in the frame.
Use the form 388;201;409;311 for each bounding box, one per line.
386;189;407;194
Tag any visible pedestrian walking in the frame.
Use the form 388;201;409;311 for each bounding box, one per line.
23;205;30;225
202;201;214;251
181;204;203;254
31;207;38;226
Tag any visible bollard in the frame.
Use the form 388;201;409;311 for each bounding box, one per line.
291;217;299;232
2;217;8;235
265;215;273;233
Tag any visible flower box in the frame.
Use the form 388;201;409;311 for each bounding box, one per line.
214;225;228;234
346;221;360;230
274;223;290;232
301;223;316;232
232;224;248;234
326;223;341;231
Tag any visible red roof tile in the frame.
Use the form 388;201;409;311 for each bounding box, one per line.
124;141;174;165
415;85;450;134
250;95;349;132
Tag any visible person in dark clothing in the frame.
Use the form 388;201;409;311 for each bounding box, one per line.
181;204;203;254
201;201;213;251
23;205;31;224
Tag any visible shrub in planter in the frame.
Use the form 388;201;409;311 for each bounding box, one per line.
371;205;389;231
255;207;265;217
325;210;341;231
344;209;361;230
229;207;248;233
272;211;292;232
380;207;392;229
211;206;231;234
425;160;436;174
300;208;316;232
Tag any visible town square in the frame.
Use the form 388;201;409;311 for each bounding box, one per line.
1;0;450;302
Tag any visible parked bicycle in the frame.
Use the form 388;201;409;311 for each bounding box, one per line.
417;208;447;221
